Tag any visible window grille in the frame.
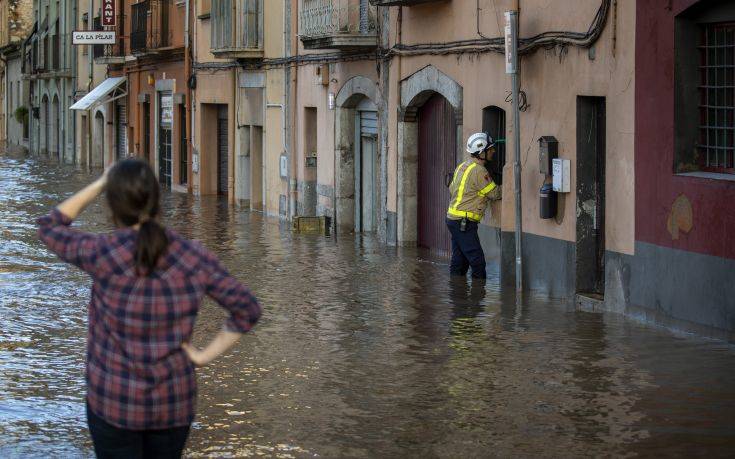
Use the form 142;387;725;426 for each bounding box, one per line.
699;23;735;172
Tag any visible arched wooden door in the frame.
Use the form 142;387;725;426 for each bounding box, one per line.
418;93;457;254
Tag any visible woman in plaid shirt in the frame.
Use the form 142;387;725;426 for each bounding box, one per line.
38;159;261;458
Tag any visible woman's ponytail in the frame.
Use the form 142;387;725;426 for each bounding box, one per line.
135;218;169;276
105;159;169;276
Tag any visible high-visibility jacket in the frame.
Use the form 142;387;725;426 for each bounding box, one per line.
446;160;502;222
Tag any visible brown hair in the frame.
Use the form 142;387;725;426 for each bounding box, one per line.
105;159;169;276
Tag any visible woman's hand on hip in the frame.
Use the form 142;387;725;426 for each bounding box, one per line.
181;330;242;368
181;342;210;367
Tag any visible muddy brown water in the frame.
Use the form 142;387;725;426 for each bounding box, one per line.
1;151;735;458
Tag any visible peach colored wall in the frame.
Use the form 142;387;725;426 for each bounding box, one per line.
191;70;235;196
386;0;635;255
295;60;379;213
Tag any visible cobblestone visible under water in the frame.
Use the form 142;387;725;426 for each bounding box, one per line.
1;150;735;457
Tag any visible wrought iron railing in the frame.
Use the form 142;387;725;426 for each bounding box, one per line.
131;0;171;53
151;0;171;48
131;1;149;52
300;0;376;38
93;15;126;60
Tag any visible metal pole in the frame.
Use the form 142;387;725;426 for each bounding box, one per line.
505;11;523;293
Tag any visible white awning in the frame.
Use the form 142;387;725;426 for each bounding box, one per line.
70;77;127;111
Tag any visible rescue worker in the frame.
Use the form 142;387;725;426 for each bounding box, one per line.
446;132;502;279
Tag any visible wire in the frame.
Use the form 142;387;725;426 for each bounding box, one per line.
201;0;610;72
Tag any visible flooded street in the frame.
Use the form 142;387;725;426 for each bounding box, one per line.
1;151;735;458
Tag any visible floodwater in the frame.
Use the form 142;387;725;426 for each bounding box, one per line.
1;151;735;458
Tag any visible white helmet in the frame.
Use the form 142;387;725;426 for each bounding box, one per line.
466;132;495;155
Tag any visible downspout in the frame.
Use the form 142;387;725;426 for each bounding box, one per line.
87;0;94;167
288;0;298;219
184;0;191;192
3;56;7;147
71;0;77;163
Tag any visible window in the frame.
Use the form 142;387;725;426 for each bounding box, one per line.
211;0;233;50
482;106;506;185
698;23;735;172
675;0;735;175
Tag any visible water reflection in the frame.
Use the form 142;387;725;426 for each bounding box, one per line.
1;151;735;457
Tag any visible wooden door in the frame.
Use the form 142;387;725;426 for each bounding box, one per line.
217;106;229;196
418;94;457;253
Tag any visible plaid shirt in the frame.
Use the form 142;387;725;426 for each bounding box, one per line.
37;209;261;430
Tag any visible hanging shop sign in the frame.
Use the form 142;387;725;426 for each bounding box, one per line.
102;0;116;26
72;31;116;45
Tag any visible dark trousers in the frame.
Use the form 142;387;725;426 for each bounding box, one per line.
446;218;486;279
87;403;190;459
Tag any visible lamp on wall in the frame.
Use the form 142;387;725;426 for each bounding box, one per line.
147;74;155;86
328;92;335;110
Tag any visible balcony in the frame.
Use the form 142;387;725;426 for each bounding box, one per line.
131;0;172;55
210;0;264;59
300;0;377;51
369;0;442;5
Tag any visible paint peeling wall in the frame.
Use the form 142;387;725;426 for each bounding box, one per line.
636;0;735;261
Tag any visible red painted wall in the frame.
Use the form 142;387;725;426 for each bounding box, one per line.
636;0;735;260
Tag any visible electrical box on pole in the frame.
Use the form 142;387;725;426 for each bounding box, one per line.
505;11;523;294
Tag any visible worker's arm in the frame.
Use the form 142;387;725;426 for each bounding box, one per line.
476;167;502;201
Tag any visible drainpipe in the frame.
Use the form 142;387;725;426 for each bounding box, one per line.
267;103;286;199
87;0;94;167
3;58;8;147
184;0;191;191
71;0;77;163
288;0;298;219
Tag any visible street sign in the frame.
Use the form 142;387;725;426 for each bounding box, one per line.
102;0;116;26
72;31;116;45
504;11;518;74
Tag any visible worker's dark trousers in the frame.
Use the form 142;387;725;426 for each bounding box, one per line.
446;218;486;279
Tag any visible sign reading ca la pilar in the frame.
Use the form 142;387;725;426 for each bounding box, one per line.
102;0;116;26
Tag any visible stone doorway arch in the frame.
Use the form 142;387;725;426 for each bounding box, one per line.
40;95;49;155
93;110;105;168
52;95;60;158
397;65;463;246
334;75;381;234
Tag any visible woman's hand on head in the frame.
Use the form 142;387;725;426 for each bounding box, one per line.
97;166;112;188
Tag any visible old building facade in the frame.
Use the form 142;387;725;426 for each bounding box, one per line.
0;0;33;151
11;0;734;340
25;0;75;161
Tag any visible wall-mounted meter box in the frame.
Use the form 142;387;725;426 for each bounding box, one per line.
280;155;288;178
539;136;558;175
552;158;571;193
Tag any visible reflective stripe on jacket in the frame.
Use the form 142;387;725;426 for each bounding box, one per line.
446;160;501;222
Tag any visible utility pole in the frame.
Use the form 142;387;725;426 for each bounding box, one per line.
505;11;523;293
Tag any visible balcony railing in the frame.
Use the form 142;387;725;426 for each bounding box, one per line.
300;0;377;50
93;15;126;64
131;1;149;53
131;0;171;54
